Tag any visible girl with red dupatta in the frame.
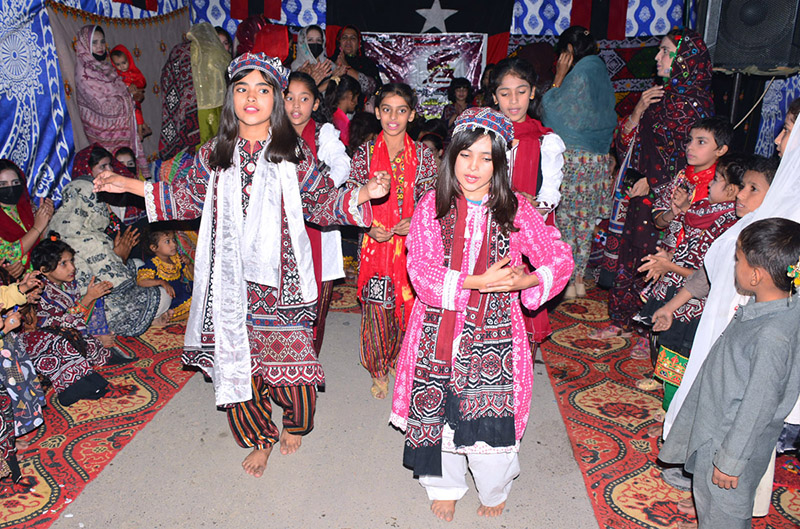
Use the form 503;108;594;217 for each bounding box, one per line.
347;83;438;400
390;108;572;521
490;57;566;349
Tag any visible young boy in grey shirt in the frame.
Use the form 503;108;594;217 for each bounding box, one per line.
659;217;800;528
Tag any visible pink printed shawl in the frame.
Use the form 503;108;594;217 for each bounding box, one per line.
74;25;150;179
390;191;574;474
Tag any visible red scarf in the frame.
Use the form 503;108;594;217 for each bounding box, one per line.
357;132;418;327
111;45;146;89
299;120;322;295
683;162;717;203
0;162;35;261
511;117;553;196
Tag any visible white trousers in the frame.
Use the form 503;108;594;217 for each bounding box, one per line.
420;451;520;507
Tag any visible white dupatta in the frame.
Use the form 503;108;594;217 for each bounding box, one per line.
185;145;317;406
664;121;800;437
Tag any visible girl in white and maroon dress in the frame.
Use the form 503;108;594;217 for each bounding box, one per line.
94;53;389;478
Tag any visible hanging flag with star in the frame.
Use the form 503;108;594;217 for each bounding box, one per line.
326;0;514;35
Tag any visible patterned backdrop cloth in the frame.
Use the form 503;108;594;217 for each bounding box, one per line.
509;35;661;118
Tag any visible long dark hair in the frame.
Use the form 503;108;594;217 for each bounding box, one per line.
209;68;302;169
490;57;539;119
287;71;328;124
436;129;518;234
323;74;361;119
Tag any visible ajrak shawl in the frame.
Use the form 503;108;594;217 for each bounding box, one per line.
391;191;574;476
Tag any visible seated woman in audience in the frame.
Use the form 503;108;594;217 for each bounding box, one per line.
0;160;54;280
74;25;149;179
291;25;345;87
49;178;171;337
32;234;133;362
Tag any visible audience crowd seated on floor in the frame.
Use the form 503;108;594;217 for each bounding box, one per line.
4;18;800;529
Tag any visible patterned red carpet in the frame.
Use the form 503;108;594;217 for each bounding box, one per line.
542;284;800;528
0;323;192;529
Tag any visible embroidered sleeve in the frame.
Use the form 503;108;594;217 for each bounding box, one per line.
406;191;469;311
513;197;574;310
654;171;683;215
615;115;637;151
413;145;438;205
536;133;565;208
299;141;372;228
346;143;371;187
145;145;211;222
136;266;156;282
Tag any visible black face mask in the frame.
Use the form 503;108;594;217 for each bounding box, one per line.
0;184;24;205
308;43;324;58
92;51;107;62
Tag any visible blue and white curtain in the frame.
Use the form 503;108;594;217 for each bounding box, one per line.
191;0;326;38
755;75;800;157
511;0;686;36
0;0;186;205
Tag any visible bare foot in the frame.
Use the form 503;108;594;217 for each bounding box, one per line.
370;375;390;399
279;430;302;455
477;502;506;517
151;309;174;328
15;439;30;450
242;446;272;477
677;497;696;516
431;500;456;522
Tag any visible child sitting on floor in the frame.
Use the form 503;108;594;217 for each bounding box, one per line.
32;234;133;363
136;229;192;321
110;45;152;141
659;217;800;529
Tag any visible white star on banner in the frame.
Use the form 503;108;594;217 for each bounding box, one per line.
416;0;458;33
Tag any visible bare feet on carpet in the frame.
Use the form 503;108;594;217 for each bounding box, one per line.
431;500;457;521
242;445;272;477
477;501;506;517
279;430;302;455
677;497;696;516
15;439;31;450
151;309;174;328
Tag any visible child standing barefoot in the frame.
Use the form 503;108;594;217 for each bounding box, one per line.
94;53;388;478
390;108;573;521
348;83;438;399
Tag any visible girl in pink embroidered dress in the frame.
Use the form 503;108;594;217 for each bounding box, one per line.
390;108;573;521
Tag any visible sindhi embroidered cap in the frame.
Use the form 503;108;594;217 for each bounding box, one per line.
228;52;289;90
452;107;514;147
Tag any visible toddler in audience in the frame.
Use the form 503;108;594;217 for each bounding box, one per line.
110;45;151;140
136;229;191;321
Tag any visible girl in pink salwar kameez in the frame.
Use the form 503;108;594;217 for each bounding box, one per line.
390;108;573;522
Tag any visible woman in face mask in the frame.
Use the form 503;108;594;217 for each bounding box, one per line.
0;160;54;279
291;25;345;87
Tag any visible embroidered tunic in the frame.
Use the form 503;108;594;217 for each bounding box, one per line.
390;192;573;451
143;138;370;390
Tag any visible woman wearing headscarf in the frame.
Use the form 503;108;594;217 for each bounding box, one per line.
291;25;345;87
599;30;714;333
330;25;380;103
541;26;617;298
49;178;170;337
74;25;150;179
0;160;53;278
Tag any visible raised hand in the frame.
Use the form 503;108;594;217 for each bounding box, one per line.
113;226;140;262
85;276;113;300
359;170;390;204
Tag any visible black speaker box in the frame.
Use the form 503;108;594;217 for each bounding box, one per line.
700;0;800;71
